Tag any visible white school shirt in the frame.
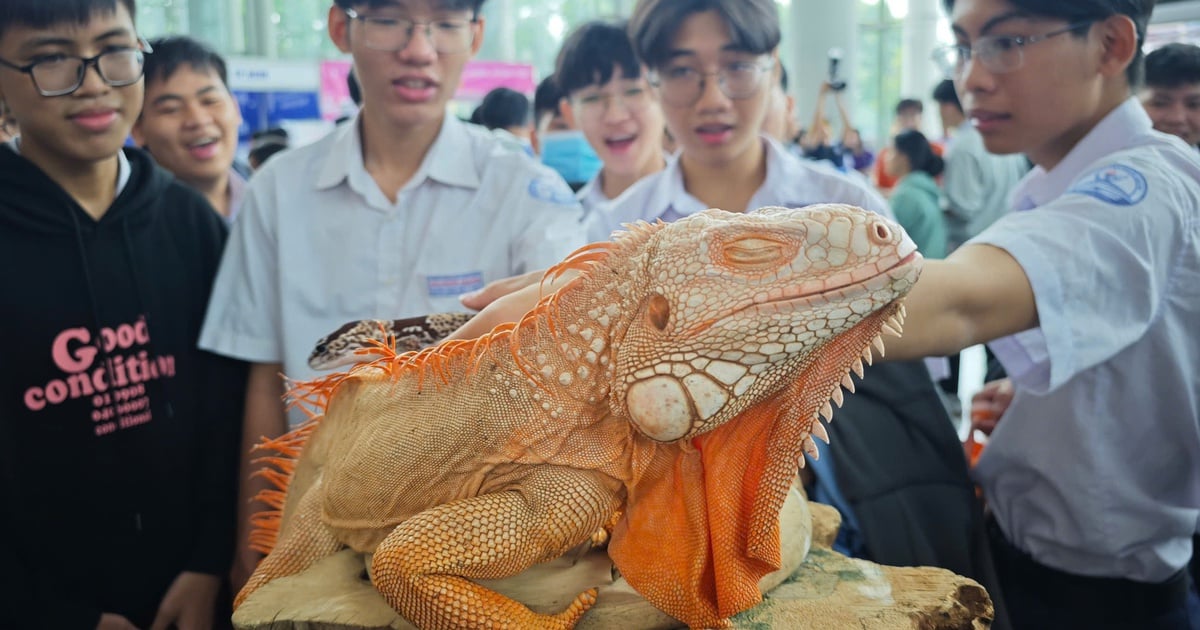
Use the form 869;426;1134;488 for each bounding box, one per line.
199;113;586;425
575;153;675;213
583;136;892;242
575;171;609;212
972;98;1200;582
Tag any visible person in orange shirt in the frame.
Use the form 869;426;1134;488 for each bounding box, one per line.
874;98;944;192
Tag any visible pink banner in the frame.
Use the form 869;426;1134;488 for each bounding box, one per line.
456;61;536;100
319;60;354;121
319;59;536;117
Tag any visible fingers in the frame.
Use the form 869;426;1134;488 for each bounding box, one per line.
148;608;173;630
96;613;141;630
150;572;221;630
459;269;545;311
449;270;577;342
970;378;1014;436
449;282;543;340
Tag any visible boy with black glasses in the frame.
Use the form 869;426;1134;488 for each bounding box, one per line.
0;0;246;628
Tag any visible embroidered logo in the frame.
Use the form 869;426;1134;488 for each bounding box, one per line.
1067;164;1148;206
426;272;485;297
527;176;578;205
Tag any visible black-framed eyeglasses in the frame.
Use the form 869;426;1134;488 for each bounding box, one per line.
343;8;477;54
0;39;152;97
647;58;775;107
932;21;1096;78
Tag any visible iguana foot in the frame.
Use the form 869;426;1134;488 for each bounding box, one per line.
554;588;598;627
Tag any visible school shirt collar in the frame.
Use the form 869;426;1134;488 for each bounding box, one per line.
750;136;802;210
644;137;784;217
315;111;482;194
1011;98;1150;211
225;166;247;224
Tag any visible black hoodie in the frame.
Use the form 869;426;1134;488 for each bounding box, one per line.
0;145;246;628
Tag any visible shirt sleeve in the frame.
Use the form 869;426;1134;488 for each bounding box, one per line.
198;174;284;363
972;161;1186;393
510;170;588;273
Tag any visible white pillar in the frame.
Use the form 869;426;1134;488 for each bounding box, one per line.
787;0;858;137
900;0;943;138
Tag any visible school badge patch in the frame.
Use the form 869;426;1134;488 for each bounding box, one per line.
1067;164;1148;206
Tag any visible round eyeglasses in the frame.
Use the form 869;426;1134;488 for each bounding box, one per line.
647;59;775;107
572;85;652;119
344;8;477;54
932;21;1096;78
0;41;152;97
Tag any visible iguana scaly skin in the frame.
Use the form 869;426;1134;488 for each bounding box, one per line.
236;205;922;629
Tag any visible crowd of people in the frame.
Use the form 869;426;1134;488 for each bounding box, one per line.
0;0;1197;628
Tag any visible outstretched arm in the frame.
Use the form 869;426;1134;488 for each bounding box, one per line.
801;82;832;151
884;243;1038;361
832;90;854;141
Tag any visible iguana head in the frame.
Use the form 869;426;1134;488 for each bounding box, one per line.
605;204;921;442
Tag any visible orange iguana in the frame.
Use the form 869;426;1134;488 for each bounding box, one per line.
235;204;922;629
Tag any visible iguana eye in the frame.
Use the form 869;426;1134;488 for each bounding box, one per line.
718;235;795;272
647;293;670;331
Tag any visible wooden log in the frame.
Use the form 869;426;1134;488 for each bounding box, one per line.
234;492;992;629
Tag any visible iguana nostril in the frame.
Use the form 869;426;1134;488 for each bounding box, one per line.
870;222;892;243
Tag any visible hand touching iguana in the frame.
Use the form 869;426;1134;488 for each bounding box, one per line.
237;205;922;629
307;312;474;370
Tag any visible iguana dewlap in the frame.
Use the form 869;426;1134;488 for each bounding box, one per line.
236;205;922;630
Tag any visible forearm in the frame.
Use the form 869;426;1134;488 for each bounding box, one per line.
803;94;828;149
883;246;1038;361
833;93;853;129
235;363;288;556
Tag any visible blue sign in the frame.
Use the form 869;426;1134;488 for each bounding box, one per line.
233;90;322;142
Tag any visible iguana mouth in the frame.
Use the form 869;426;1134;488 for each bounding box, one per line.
687;250;921;338
756;250;922;307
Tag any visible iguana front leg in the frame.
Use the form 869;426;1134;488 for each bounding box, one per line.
371;466;623;629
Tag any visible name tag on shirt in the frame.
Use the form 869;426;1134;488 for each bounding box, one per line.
426;272;485;297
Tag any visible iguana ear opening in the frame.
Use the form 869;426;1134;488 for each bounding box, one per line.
647;293;670;331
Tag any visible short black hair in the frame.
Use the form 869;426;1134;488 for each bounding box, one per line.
931;79;961;112
249;141;288;169
555;20;642;97
144;36;228;88
475;87;530;130
0;0;136;40
629;0;781;70
941;0;1154;87
1144;42;1200;89
533;75;562;122
779;62;789;91
332;0;486;18
896;98;924;115
894;129;945;177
